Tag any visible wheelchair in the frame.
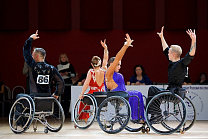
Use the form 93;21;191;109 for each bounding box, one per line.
145;89;196;135
73;91;147;134
9;94;65;134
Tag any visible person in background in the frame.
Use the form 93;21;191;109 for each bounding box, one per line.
0;74;4;94
57;53;76;118
195;73;208;84
129;64;153;85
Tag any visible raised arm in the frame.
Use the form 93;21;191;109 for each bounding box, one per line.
23;30;40;68
106;34;133;80
100;39;108;70
186;29;196;56
79;70;92;99
157;26;169;51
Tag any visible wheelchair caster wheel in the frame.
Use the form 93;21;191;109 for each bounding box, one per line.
180;129;185;134
141;127;145;133
34;128;37;132
44;128;48;134
74;124;77;129
146;127;150;134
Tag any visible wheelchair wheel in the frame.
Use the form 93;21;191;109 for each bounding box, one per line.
146;92;186;135
97;96;131;134
125;119;145;132
43;98;65;132
125;95;146;132
180;96;196;132
73;94;97;129
9;96;35;134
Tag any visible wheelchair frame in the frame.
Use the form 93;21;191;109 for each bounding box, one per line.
73;91;147;134
9;95;65;134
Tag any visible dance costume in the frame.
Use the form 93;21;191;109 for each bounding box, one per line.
79;69;104;120
104;72;145;121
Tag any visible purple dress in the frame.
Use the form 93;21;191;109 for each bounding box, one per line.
104;72;145;120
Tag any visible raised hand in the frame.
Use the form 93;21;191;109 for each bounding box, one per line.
101;39;107;49
186;29;196;41
157;26;164;38
124;33;134;47
30;30;40;40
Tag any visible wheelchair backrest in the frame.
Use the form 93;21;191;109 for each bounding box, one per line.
158;88;187;99
34;97;54;112
92;92;107;106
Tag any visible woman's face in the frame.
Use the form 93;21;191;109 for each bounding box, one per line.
60;55;67;62
115;61;121;72
135;67;142;76
200;74;206;80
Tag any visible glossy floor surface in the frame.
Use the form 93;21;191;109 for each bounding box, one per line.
0;118;208;139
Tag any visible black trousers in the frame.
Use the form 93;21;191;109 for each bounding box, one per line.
146;86;165;106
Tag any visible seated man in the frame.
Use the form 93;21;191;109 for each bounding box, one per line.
17;30;64;99
147;26;196;104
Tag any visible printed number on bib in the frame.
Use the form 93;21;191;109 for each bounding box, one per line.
37;75;49;84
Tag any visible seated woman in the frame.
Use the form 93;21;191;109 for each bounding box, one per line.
105;34;145;123
129;64;153;85
78;40;108;121
195;72;208;85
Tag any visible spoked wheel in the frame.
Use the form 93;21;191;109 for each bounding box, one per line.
9;96;35;134
146;92;186;135
73;94;97;129
38;97;65;132
97;96;131;134
125;119;145;132
178;96;196;132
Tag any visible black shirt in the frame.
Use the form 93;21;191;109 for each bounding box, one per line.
23;37;65;96
164;48;194;88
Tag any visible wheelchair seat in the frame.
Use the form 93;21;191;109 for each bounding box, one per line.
107;91;129;99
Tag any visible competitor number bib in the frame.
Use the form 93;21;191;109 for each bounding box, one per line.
37;75;49;84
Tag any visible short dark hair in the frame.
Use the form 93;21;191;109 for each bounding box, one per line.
34;48;46;59
200;72;207;79
107;57;115;67
133;64;146;77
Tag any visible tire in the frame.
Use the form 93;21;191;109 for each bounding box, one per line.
179;96;196;132
9;96;35;134
73;94;97;129
125;119;144;132
42;97;65;132
146;92;186;135
97;96;131;134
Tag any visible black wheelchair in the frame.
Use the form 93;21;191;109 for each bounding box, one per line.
145;89;196;135
73;91;147;134
74;88;196;135
9;95;65;134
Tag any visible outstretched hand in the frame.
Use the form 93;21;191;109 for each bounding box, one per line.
124;33;134;47
30;30;40;40
100;39;107;49
157;26;164;38
186;29;196;41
